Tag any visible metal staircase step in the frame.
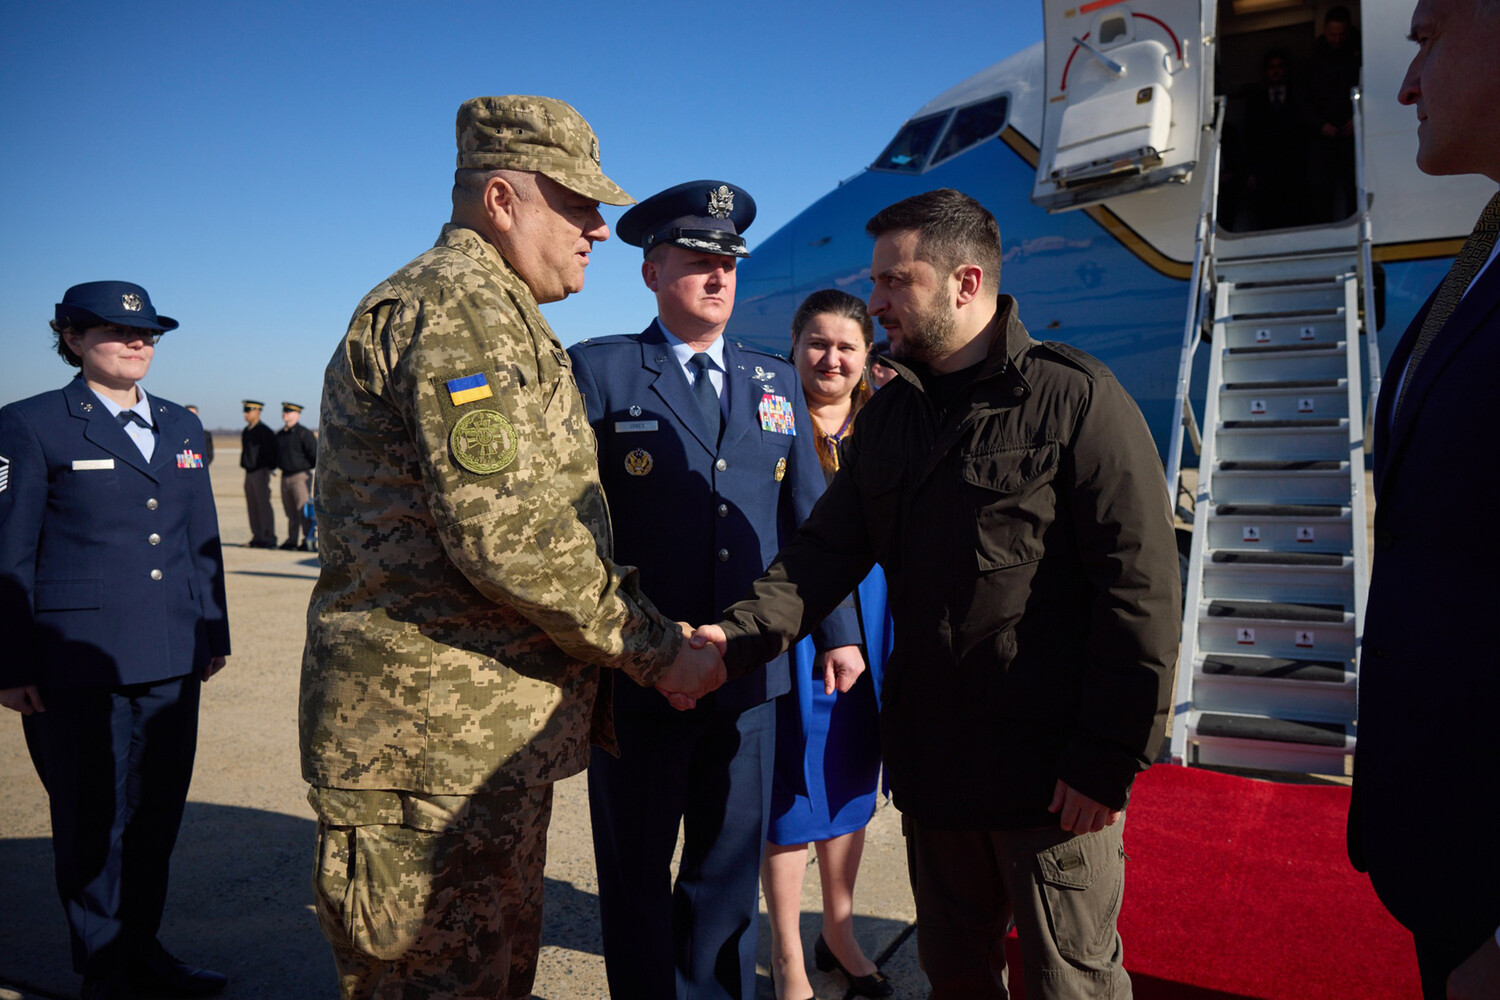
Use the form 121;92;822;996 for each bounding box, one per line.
1199;599;1354;662
1211;461;1351;505
1206;504;1353;553
1195;713;1349;747
1213;503;1344;517
1201;654;1348;683
1221;345;1348;382
1206;600;1345;622
1215;420;1350;462
1225;341;1342;354
1221;379;1340;390
1185;709;1355;773
1210;551;1343;565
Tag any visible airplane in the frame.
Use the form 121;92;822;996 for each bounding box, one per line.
728;0;1495;774
733;0;1489;466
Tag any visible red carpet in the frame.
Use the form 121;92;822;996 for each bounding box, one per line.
1003;764;1419;999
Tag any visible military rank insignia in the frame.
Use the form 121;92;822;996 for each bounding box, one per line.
450;409;517;474
624;448;653;476
773;457;786;482
176;450;204;469
446;372;494;406
0;454;8;493
758;394;796;435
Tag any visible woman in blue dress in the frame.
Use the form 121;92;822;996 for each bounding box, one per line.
763;290;893;1000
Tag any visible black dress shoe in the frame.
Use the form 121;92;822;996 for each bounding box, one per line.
128;948;228;998
296;540;311;552
813;934;893;998
278;538;299;550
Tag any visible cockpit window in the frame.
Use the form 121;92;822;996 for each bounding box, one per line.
930;95;1010;167
871;113;949;173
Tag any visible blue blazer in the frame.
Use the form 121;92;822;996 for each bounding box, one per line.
1350;254;1500;935
0;376;230;689
569;322;861;714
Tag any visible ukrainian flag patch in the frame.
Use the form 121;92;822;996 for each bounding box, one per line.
446;372;493;406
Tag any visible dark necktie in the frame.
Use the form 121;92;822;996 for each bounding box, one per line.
1394;191;1500;421
687;352;722;439
117;409;152;430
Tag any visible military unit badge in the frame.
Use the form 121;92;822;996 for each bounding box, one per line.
624;448;653;476
773;457;786;482
450;409;518;474
758;394;796;435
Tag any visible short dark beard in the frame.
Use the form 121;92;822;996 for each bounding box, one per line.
891;296;958;366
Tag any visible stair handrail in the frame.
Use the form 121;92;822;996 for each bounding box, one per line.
1165;97;1226;506
1351;86;1382;452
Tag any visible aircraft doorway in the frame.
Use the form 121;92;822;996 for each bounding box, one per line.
1214;0;1365;233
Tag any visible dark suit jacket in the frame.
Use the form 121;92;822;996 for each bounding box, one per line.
0;376;231;688
1351;246;1500;935
568;322;861;715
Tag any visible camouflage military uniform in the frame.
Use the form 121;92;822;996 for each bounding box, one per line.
301;219;678;998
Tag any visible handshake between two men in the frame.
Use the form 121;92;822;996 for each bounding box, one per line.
652;623;868;712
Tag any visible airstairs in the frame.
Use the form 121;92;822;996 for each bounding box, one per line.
1165;94;1378;775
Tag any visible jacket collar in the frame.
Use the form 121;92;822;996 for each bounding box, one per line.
881;294;1032;394
63;375;173;480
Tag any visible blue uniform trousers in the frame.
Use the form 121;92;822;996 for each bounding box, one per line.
22;674;200;977
588;699;774;1000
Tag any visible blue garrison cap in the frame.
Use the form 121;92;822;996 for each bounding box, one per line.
617;180;756;258
55;281;178;332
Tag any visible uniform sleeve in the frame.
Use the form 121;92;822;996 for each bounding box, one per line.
1054;374;1181;808
303;427;318;469
370;293;679;685
719;424;877;679
0;407;48;687
781;374;864;652
182;413;231;660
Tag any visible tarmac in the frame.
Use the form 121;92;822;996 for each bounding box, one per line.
0;440;928;1000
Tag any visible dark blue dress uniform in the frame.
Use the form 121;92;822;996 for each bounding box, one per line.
0;287;230;994
571;323;861;1000
570;179;860;1000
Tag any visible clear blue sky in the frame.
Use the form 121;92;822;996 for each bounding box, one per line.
0;1;1042;431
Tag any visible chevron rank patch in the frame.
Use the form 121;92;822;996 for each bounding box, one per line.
446;372;493;406
0;453;8;493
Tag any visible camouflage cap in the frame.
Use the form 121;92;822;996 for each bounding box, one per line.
456;96;633;207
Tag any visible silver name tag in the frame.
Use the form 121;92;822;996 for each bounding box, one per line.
614;420;658;433
72;459;115;471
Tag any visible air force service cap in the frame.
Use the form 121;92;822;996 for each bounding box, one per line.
456;95;633;206
55;281;178;333
617;180;756;258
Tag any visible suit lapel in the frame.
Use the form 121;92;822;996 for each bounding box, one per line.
641;321;718;455
1382;265;1500;497
150;402;190;475
64;378;157;480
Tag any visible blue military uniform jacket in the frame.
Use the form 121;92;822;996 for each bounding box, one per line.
0;376;230;689
569;322;860;714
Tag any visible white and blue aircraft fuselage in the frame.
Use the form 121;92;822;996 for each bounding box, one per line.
733;0;1491;462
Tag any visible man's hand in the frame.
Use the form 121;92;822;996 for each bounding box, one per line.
820;645;866;695
202;656;228;681
1048;779;1121;835
655;623;727;711
690;623;728;656
1448;932;1500;1000
0;686;44;715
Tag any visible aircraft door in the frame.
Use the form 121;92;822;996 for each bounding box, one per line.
1032;0;1214;212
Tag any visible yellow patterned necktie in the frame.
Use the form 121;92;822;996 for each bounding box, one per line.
1394;191;1500;420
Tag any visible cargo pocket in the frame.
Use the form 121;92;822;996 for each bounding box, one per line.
964;443;1058;571
336;822;466;962
1035;825;1125;965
